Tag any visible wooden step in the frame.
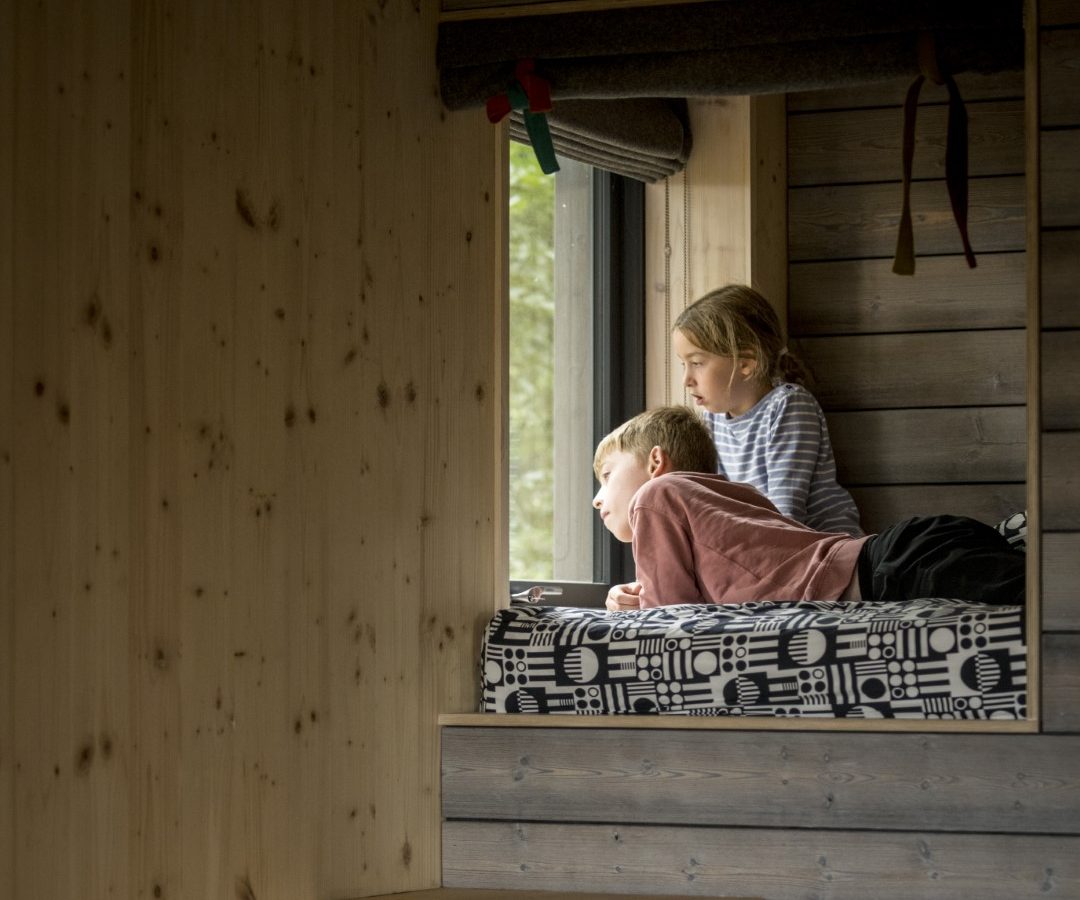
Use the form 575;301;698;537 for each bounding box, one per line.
363;890;762;899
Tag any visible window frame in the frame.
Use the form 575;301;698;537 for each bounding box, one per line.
508;168;645;607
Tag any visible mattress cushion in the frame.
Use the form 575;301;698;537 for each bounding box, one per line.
481;599;1027;718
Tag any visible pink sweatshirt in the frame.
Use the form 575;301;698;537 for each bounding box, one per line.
629;472;870;608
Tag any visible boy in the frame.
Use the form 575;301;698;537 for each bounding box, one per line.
592;406;1025;611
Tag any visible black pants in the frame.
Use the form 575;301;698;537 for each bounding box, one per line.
857;515;1025;606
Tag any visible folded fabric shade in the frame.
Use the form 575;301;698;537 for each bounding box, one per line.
437;0;1023;182
508;98;692;182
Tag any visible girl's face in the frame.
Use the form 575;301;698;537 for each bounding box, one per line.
673;329;765;417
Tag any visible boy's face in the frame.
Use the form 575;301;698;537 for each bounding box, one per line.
592;449;651;543
673;329;760;417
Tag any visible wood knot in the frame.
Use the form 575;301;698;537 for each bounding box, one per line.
235;189;258;229
75;741;95;775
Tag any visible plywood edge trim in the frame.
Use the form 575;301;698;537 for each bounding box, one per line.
440;0;717;22
1026;0;1043;725
438;713;1037;732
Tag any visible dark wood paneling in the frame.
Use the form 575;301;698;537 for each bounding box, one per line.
1043;330;1080;430
789;101;1023;186
444;821;1080;899
788;71;1024;112
795;330;1025;410
828;407;1026;485
1042;229;1080;328
1042;1;1080;27
1042;28;1080;127
1041;130;1080;228
1044;432;1080;529
850;484;1026;534
1044;635;1080;733
443;729;1077;832
790;175;1025;261
1043;532;1080;631
789;253;1025;335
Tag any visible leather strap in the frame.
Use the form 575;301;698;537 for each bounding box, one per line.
893;33;976;275
893;72;924;275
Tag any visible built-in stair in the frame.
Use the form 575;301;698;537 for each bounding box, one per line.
440;720;1080;899
366;891;760;899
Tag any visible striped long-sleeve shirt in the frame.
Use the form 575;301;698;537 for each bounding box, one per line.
703;382;864;536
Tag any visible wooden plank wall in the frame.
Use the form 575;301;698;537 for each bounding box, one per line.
442;5;1080;897
786;70;1028;534
1038;0;1080;729
443;727;1080;898
0;2;501;899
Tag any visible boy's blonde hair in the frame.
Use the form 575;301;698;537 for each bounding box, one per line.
673;284;810;386
594;406;718;478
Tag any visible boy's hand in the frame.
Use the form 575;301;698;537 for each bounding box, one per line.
606;581;643;611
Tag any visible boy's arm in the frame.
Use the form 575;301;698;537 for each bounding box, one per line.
631;504;706;607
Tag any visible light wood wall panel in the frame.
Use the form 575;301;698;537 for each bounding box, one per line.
0;0;13;891
12;5;134;896
794;330;1026;411
444;821;1080;899
790;253;1026;335
5;2;500;899
642;95;788;409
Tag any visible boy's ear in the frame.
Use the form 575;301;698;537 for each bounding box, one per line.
646;446;673;478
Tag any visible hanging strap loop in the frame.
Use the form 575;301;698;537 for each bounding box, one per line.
893;32;975;275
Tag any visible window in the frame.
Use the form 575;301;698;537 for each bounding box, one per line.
507;144;644;605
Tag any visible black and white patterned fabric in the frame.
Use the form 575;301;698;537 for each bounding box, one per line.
481;600;1027;719
995;511;1028;552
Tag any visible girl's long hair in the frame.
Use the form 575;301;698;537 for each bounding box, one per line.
673;284;810;387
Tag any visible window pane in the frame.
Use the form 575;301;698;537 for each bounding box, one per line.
508;145;594;582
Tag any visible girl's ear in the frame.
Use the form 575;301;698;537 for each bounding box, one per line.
647;446;673;478
738;353;759;380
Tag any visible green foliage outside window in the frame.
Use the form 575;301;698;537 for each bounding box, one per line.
509;143;555;580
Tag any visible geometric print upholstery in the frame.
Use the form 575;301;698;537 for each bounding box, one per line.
481;599;1027;719
995;510;1028;552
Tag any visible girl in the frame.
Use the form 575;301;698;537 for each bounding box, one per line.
672;284;863;536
